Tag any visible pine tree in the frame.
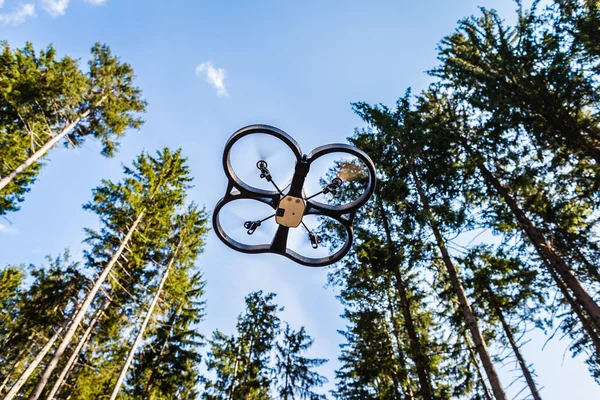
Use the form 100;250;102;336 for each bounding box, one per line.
274;324;327;400
430;2;600;329
0;266;25;394
419;85;600;380
461;248;544;400
203;291;281;400
325;121;498;399
1;251;85;400
333;307;402;400
0;41;146;214
25;148;192;400
109;204;209;400
131;269;207;400
350;95;508;400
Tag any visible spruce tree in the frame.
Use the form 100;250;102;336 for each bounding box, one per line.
1;252;85;400
461;248;544;400
274;324;327;400
109;204;209;400
131;270;207;400
203;291;281;400
350;95;508;400
26;148;192;400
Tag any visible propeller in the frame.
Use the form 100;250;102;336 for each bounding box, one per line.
304;154;369;206
219;200;276;244
286;215;338;258
229;134;296;192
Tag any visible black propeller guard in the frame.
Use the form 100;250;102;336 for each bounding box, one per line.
212;124;377;267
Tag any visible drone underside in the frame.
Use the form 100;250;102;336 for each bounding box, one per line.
212;125;376;267
243;160;343;249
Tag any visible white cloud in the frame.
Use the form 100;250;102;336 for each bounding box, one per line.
0;223;20;234
40;0;69;16
85;0;106;4
195;61;229;98
0;3;35;25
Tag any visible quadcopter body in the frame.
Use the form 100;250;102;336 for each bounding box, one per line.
213;125;376;267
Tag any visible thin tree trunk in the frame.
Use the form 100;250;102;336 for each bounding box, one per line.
0;92;112;192
46;299;110;400
407;158;507;400
242;331;254;398
486;285;542;400
228;343;241;400
385;293;415;400
547;267;600;352
0;333;37;394
143;302;182;400
464;334;493;400
108;236;183;400
3;327;64;400
27;212;144;400
283;351;290;400
462;139;600;330
377;200;434;400
0;111;89;191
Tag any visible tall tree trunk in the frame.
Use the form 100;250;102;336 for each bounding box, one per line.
407;158;507;400
462;138;600;330
46;299;110;400
385;294;415;400
143;302;182;400
27;212;144;400
228;343;241;400
464;334;493;400
3;327;64;400
547;267;600;352
0;111;90;191
0;333;37;394
108;237;182;400
486;286;542;400
0;93;111;192
377;200;434;400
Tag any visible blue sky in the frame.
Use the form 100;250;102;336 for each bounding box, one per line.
1;0;599;398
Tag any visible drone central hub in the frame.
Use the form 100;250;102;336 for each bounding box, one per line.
275;195;306;228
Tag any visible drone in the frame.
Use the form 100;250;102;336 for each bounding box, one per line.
213;125;376;267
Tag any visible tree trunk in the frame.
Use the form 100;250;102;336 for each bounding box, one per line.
486;286;542;400
228;343;241;400
108;237;182;400
407;158;507;400
0;92;112;192
547;267;600;353
464;334;493;400
463;139;600;330
46;299;111;400
0;333;36;394
385;293;415;400
0;111;89;191
377;200;434;400
27;212;144;400
143;302;182;400
4;327;64;400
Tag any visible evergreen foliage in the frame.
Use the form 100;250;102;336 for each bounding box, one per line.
0;41;146;215
203;291;327;399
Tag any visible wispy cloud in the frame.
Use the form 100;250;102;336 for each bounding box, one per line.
85;0;106;4
195;61;229;98
0;223;20;234
40;0;69;16
0;3;35;25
